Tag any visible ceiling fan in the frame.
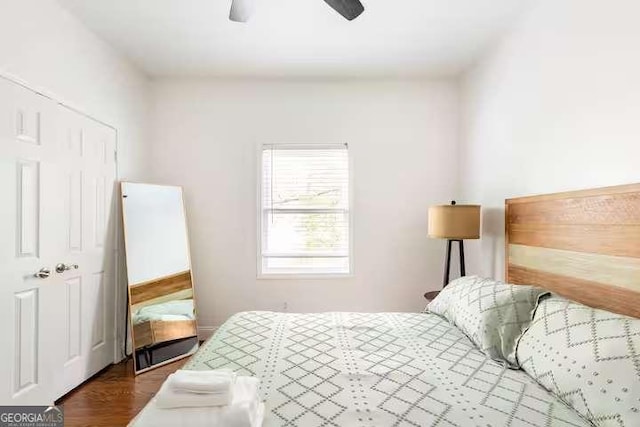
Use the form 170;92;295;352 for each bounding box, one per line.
229;0;365;23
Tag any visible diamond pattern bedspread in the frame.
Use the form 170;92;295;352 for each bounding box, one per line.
185;312;590;427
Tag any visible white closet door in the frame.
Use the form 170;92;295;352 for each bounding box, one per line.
57;105;117;397
0;77;117;404
0;79;65;405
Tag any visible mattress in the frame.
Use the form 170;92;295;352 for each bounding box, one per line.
142;311;591;427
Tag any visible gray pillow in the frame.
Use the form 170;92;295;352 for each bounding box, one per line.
427;275;548;367
517;296;640;427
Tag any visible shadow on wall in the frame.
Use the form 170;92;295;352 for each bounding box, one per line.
481;207;505;279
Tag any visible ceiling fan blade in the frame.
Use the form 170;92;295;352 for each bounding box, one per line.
323;0;365;21
229;0;257;22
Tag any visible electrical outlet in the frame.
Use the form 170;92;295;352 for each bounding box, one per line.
283;302;288;312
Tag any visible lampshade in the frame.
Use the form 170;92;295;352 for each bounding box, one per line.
428;204;481;240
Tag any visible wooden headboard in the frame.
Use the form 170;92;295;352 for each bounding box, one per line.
129;270;193;308
505;183;640;318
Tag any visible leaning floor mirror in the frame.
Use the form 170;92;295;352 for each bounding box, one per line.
121;182;198;374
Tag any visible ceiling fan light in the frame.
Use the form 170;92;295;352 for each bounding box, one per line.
229;0;257;23
323;0;365;21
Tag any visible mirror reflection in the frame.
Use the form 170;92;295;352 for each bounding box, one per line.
121;182;198;374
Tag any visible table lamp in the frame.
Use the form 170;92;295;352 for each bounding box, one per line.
428;201;481;287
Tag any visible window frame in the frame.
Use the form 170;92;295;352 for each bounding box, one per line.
256;142;354;279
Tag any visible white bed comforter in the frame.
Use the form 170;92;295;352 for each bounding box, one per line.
133;311;591;427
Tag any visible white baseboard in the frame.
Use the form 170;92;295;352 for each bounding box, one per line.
198;326;219;341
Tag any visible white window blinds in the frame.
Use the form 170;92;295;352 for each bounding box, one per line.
260;144;351;275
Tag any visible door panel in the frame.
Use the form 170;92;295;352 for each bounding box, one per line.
68;171;83;252
13;289;39;395
16;159;40;258
94;175;106;248
90;272;106;350
65;277;82;363
15;105;41;145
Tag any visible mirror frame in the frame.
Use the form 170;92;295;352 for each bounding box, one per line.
120;181;199;374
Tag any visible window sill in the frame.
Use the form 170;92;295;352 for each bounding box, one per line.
257;273;354;280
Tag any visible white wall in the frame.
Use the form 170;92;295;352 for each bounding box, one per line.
460;0;640;279
0;0;150;180
150;79;460;329
0;0;151;359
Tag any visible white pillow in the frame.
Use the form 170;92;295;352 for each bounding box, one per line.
517;296;640;426
427;276;548;367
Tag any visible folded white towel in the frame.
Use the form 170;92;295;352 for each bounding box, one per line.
156;375;259;411
219;379;263;427
168;369;237;394
130;377;264;427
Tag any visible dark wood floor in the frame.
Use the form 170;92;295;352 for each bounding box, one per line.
58;358;186;427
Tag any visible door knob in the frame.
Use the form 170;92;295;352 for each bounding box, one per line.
55;263;79;274
34;268;51;279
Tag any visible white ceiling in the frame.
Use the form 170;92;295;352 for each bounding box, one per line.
58;0;530;78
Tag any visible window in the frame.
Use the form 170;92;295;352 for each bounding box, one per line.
259;144;351;276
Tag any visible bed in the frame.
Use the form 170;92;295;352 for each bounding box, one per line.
131;183;640;427
132;300;197;349
129;271;198;351
132;310;589;426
